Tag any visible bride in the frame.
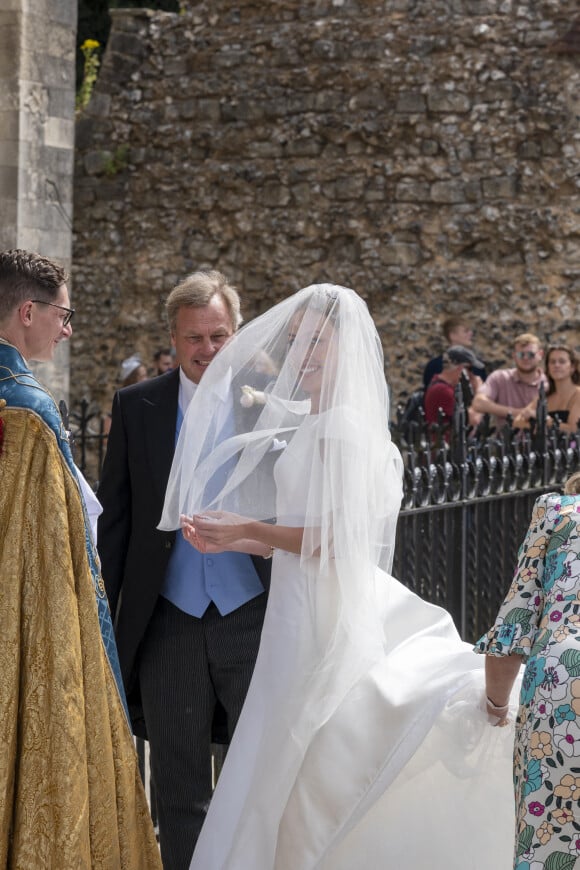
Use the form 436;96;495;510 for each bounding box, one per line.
160;283;518;869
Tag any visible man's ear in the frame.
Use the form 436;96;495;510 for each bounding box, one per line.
19;300;34;326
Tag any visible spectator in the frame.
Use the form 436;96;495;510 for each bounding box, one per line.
424;345;484;428
512;343;580;433
120;354;148;387
471;332;547;430
154;347;174;375
423;315;486;387
101;356;149;441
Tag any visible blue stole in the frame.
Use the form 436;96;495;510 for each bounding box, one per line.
160;403;264;617
0;341;130;722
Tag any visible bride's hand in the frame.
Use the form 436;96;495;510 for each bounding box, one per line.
191;510;250;548
180;515;226;553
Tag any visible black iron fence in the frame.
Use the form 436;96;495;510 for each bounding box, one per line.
394;490;546;643
392;381;580;641
64;398;108;489
67;385;580;645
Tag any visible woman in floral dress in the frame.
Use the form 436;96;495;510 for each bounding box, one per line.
476;473;580;870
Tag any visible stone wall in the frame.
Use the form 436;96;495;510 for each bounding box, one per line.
1;0;77;397
72;0;580;413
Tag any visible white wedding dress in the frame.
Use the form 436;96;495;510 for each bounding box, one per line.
190;416;518;870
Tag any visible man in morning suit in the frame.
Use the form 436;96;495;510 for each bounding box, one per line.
97;271;271;870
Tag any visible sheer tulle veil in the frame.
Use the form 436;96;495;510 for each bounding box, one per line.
159;283;403;749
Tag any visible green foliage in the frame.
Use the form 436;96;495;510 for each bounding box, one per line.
76;0;179;88
77;0;109;88
76;39;101;114
102;145;130;177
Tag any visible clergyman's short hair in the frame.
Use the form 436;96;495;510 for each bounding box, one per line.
0;249;67;324
165;270;242;333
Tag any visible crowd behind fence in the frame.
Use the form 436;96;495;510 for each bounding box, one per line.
67;385;579;645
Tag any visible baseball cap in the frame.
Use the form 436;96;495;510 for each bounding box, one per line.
444;345;483;369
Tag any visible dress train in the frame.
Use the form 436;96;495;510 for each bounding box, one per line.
191;565;517;869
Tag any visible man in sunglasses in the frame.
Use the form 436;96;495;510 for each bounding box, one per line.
471;332;547;430
0;249;161;868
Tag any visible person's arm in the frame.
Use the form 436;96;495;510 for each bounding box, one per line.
475;494;551;724
559;389;580;433
471;385;513;419
469;373;483;395
485;654;523;725
511;398;538;430
472;388;536;423
463;373;483;425
181;511;304;556
467;406;483;427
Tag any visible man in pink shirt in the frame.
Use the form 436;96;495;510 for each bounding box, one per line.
471;332;547;429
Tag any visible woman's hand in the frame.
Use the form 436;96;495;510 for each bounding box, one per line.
188;510;250;549
180;515;223;553
485;696;510;727
484;653;521;727
182;512;304;557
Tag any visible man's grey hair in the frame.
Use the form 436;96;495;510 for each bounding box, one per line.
165;270;242;333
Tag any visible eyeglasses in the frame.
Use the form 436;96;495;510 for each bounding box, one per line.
515;350;537;360
31;300;75;327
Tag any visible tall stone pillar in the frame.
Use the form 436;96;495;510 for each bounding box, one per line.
0;0;77;399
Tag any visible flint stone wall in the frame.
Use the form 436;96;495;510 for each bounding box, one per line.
72;0;580;413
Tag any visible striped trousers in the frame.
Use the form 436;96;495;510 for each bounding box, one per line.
138;594;267;870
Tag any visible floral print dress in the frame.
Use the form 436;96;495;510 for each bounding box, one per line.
476;493;580;870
